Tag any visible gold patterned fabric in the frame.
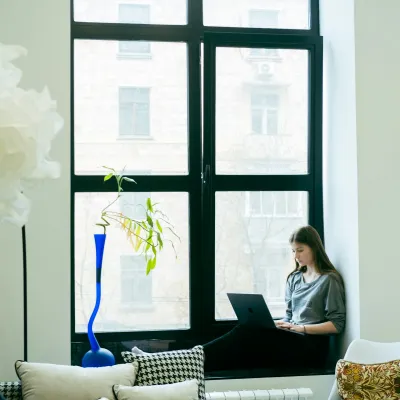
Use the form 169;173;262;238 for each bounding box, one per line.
336;359;400;399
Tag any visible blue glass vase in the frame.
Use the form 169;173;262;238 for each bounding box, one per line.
82;234;115;368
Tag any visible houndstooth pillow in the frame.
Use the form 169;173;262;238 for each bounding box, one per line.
0;382;21;400
121;345;205;400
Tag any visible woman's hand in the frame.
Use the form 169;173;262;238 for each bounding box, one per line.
287;324;306;333
275;320;305;333
275;320;292;329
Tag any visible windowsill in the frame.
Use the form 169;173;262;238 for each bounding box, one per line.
117;135;154;141
205;365;336;380
117;53;153;60
71;331;339;379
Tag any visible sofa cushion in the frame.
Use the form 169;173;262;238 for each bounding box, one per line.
121;345;204;400
113;379;199;400
336;359;400;399
15;360;138;400
0;381;21;400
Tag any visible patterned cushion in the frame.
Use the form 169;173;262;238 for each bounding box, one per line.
336;359;400;399
0;382;21;400
121;345;205;400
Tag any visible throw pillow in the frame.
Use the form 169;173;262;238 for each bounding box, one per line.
336;359;400;399
15;360;138;400
121;345;205;400
131;346;148;355
0;381;21;400
113;379;199;400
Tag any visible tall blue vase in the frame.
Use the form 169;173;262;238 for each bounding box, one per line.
82;233;115;368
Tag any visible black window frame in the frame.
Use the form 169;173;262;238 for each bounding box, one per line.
70;0;324;370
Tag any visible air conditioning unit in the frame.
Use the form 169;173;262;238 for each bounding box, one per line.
256;62;274;76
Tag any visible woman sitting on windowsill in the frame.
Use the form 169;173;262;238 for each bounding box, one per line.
203;225;346;372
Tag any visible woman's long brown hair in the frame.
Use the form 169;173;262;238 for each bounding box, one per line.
288;225;344;285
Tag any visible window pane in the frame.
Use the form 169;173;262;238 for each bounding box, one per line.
120;255;152;306
74;40;188;175
74;192;189;332
215;191;308;320
215;47;309;175
204;0;309;30
74;0;187;25
119;4;150;24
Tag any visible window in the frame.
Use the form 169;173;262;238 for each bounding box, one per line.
120;255;152;307
246;191;305;218
72;0;323;374
119;87;150;137
118;4;151;55
251;92;279;135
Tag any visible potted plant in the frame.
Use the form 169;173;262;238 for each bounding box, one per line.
82;167;178;367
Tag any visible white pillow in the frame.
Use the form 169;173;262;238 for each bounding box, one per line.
15;360;138;400
131;346;148;355
113;379;199;400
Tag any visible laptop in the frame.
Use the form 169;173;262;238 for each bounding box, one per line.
227;293;305;335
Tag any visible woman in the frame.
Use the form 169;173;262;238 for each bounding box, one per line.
203;225;346;372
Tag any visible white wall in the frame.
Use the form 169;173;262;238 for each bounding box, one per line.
320;0;360;350
322;0;400;346
354;0;400;342
0;0;70;380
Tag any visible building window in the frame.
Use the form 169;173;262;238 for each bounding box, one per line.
118;4;151;55
119;87;150;137
120;255;152;307
246;191;302;217
249;10;279;58
251;92;279;135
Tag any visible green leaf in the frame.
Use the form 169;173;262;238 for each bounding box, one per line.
152;245;157;256
146;259;152;275
135;224;141;238
146;257;157;275
156;220;163;233
146;197;154;213
123;177;137;184
146;215;154;228
104;173;113;182
157;232;163;249
135;237;142;252
145;242;151;252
